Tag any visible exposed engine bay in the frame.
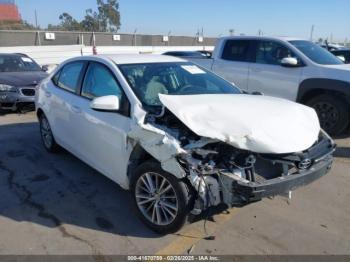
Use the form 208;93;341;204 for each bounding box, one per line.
140;106;335;213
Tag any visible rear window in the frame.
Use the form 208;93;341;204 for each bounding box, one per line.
221;40;252;62
55;62;85;93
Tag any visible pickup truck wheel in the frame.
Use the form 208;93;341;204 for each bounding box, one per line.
39;114;60;152
131;161;190;234
307;94;349;136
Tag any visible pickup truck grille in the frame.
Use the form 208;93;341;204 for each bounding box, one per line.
20;88;36;97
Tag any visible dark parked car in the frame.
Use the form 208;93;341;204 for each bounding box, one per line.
162;51;207;59
0;53;48;111
331;50;350;64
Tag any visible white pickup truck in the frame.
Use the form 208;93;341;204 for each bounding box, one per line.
189;36;350;135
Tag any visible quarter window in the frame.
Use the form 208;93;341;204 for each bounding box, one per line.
82;62;123;100
256;41;298;65
52;70;60;86
221;40;252;62
56;62;85;92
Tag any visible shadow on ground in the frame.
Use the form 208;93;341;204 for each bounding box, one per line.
0;121;160;239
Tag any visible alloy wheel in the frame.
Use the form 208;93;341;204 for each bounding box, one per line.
40;117;53;149
135;172;178;226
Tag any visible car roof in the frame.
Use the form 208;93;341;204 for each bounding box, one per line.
219;36;306;42
94;54;186;64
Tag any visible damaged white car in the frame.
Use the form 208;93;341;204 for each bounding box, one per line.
35;55;335;234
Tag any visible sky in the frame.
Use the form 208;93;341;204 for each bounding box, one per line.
15;0;350;42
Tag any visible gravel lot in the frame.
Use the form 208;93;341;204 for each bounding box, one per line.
0;111;349;256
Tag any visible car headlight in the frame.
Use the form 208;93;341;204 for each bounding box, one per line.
0;84;16;92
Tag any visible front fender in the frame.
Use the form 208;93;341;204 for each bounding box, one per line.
297;78;350;104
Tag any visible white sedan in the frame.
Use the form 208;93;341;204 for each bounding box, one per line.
36;54;335;234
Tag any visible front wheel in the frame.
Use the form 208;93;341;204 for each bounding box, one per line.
306;94;350;136
131;161;191;234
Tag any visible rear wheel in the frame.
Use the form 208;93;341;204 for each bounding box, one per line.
131;161;191;234
306;94;349;136
39;114;60;152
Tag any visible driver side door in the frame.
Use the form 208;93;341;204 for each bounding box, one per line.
248;40;304;101
71;61;132;186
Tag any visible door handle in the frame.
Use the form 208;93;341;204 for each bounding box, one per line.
71;105;81;114
44;90;52;97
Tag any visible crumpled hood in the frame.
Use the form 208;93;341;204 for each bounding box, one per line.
159;94;320;154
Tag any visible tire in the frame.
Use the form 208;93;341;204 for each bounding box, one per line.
39;113;60;153
306;94;350;136
130;161;191;234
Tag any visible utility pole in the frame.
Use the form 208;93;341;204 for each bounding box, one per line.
35;9;38;29
92;32;97;55
133;28;138;46
167;30;171;46
310;25;315;41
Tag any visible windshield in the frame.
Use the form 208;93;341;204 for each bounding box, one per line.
289;40;343;65
0;55;42;73
119;62;241;106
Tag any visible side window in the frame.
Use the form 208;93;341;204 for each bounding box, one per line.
256;41;297;65
82;62;123;100
221;40;251;62
56;62;85;92
52;70;61;86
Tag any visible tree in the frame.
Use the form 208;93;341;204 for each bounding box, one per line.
96;0;121;32
47;0;121;32
81;9;100;32
58;13;82;31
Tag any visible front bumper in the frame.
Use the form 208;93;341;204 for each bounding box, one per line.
0;88;36;110
232;155;333;203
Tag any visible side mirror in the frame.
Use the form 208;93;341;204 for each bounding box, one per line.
42;65;49;72
281;57;299;67
90;95;120;112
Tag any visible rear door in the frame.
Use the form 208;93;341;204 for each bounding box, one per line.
211;39;254;91
247;40;303;101
48;61;86;150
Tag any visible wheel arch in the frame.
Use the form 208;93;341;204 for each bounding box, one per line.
126;143;191;189
297;78;350;107
36;107;45;119
127;144;159;182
